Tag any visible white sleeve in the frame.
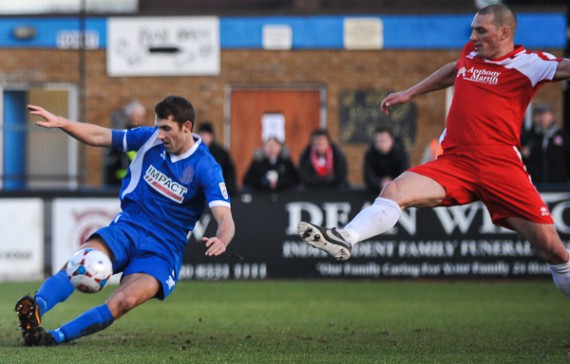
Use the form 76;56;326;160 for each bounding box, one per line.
506;51;559;87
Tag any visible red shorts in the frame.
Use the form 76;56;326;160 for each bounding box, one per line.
409;145;552;229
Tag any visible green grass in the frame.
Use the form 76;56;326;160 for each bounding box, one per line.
1;280;569;363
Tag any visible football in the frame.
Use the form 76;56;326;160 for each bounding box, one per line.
66;248;113;293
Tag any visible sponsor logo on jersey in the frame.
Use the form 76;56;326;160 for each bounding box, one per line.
457;66;500;85
144;165;188;203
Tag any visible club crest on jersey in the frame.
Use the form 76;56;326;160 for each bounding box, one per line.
144;165;188;203
457;66;500;85
467;51;477;59
180;166;195;184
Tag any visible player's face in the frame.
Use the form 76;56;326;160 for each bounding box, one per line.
469;13;503;59
155;116;193;155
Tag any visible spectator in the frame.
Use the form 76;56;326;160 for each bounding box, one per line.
363;127;410;194
197;121;238;195
298;129;348;190
520;103;570;186
243;136;299;191
104;100;146;187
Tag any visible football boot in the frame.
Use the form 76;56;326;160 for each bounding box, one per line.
15;295;41;334
298;222;352;261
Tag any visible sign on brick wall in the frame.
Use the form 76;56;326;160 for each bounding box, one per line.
107;16;220;77
339;90;417;146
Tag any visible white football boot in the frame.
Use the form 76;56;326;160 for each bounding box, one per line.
298;222;352;261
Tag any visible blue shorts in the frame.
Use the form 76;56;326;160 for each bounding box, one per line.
92;214;183;300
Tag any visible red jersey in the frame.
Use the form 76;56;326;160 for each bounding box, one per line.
441;41;560;150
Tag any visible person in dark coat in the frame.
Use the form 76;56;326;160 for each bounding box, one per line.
197;121;238;195
363;127;410;194
243;136;299;191
520;103;570;186
298;129;348;190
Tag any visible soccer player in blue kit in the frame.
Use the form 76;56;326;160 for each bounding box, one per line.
15;95;235;346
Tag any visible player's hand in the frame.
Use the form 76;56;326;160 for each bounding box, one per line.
202;236;227;256
380;91;412;115
27;104;65;129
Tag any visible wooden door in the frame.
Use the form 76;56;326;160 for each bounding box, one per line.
229;88;323;187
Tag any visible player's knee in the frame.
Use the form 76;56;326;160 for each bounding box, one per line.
537;242;568;265
107;294;138;318
380;181;398;200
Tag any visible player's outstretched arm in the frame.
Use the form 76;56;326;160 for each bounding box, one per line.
553;58;570;81
202;205;235;257
28;104;112;147
381;61;457;115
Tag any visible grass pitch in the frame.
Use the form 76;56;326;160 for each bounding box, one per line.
0;280;569;363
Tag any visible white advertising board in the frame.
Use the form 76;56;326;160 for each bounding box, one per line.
52;198;120;275
0;199;44;281
107;16;220;76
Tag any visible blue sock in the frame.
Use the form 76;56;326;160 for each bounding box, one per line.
35;269;75;318
50;304;114;344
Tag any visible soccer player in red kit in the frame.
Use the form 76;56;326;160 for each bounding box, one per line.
298;4;570;298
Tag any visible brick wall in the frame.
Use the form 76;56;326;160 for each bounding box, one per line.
1;48;564;187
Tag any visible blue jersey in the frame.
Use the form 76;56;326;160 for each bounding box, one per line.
111;126;230;247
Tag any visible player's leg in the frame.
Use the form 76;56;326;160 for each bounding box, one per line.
298;171;446;260
15;266;76;345
16;266;77;337
479;147;570;298
507;218;570;298
49;273;160;345
36;237;113;317
345;171;446;242
15;236;114;345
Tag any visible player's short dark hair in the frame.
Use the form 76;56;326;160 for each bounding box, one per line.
155;95;196;130
477;4;517;34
